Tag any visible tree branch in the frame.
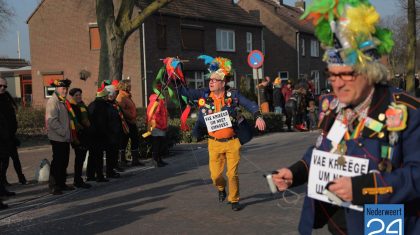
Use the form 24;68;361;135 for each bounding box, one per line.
115;0;135;28
124;0;174;36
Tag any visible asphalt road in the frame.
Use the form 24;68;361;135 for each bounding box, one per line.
0;131;331;235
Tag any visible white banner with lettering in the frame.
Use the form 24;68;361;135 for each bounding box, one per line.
204;110;232;132
308;149;369;210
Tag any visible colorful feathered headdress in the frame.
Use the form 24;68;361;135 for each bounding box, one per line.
301;0;394;67
198;55;233;81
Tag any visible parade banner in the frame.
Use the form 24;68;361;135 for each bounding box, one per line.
204;110;232;132
308;149;369;210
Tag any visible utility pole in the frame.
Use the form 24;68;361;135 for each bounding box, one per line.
17;31;21;59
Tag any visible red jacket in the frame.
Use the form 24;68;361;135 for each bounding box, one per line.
146;94;168;130
281;86;293;103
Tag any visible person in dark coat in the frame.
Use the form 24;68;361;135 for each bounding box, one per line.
104;84;128;178
0;78;16;209
68;88;92;188
0;88;26;186
272;77;285;114
87;87;110;182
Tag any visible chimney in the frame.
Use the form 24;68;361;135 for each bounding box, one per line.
295;0;305;10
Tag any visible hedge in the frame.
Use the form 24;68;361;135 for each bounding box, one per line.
16;107;284;157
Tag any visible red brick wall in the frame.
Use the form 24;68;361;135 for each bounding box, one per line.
28;0;142;107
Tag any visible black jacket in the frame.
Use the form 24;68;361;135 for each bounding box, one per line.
272;87;285;107
87;98;109;149
0;93;17;156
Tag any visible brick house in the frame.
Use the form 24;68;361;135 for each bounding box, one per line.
238;0;327;94
0;58;32;106
27;0;263;107
27;0;142;107
138;0;263;105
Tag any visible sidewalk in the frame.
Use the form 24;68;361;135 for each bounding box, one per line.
1;142;207;215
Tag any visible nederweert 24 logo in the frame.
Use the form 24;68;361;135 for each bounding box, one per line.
364;204;404;235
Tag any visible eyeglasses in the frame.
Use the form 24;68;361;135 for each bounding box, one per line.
0;85;7;89
325;71;357;82
209;79;222;83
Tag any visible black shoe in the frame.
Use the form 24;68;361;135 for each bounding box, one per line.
153;160;165;168
86;177;97;182
107;172;120;178
115;166;125;172
0;202;8;210
159;160;169;166
2;180;11;186
18;174;27;185
218;189;226;202
96;177;109;183
61;185;75;191
50;188;63;195
131;160;145;167
74;182;92;189
231;202;241;211
0;190;16;197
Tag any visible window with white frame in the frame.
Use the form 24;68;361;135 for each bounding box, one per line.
216;29;235;52
279;71;289;80
311;70;320;95
186;71;206;89
226;71;237;88
301;38;305;56
310;40;319;57
246;32;252;52
44;87;56;98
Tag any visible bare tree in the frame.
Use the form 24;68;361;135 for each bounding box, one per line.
381;15;408;75
0;0;14;38
96;0;175;85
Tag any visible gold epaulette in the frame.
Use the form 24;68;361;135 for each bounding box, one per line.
393;93;419;110
362;187;393;195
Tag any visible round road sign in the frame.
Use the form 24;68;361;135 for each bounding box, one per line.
247;50;264;69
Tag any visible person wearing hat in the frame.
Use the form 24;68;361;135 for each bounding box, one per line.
45;78;75;195
272;77;285;115
272;1;420;234
178;55;266;211
117;79;144;167
86;87;110;182
68;88;92;189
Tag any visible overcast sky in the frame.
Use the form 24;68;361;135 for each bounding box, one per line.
0;0;404;61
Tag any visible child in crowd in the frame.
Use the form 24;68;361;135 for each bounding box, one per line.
307;100;318;131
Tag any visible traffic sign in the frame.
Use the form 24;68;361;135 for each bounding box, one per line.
247;50;264;69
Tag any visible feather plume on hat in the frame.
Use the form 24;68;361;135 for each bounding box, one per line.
301;0;394;68
198;55;233;81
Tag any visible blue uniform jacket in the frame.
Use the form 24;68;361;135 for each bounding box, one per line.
289;84;420;234
178;86;260;140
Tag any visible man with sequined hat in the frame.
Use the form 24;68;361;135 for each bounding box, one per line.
272;0;420;234
45;78;75;195
178;55;266;211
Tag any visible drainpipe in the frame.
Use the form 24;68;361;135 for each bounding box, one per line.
261;27;264;79
296;31;300;81
142;23;148;107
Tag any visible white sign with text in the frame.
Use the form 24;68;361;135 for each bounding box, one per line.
204;110;232;132
308;149;369;209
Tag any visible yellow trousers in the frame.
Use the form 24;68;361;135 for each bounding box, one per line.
208;138;241;203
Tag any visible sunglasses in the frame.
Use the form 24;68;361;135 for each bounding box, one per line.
0;85;7;88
